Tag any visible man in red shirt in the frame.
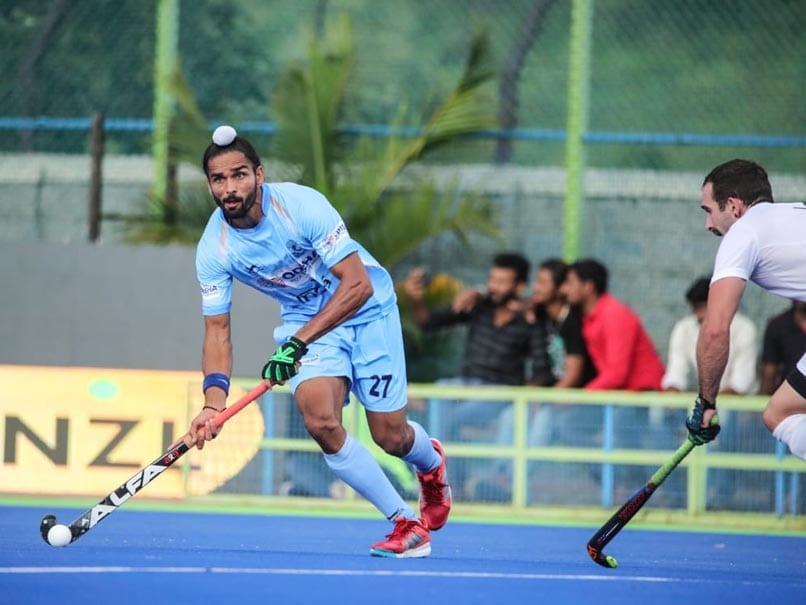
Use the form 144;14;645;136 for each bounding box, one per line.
560;259;666;495
562;259;665;391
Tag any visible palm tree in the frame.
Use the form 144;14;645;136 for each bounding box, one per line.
134;13;501;264
270;14;500;269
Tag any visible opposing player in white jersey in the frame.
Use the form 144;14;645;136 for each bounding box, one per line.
686;158;806;462
186;126;451;557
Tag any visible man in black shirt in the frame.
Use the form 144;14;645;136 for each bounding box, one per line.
760;302;806;395
405;252;533;387
403;252;532;442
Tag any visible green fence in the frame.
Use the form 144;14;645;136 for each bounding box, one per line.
2;0;803;170
209;382;805;530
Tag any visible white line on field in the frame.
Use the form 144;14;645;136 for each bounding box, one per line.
0;567;683;582
3;567;804;588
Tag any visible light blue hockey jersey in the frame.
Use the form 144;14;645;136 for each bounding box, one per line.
196;182;397;325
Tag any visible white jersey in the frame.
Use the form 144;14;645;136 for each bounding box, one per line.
196;182;397;324
711;202;806;302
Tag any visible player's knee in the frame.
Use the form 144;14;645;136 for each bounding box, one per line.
304;416;344;447
374;431;409;457
762;403;782;432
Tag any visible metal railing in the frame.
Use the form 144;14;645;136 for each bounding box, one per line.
253;384;804;519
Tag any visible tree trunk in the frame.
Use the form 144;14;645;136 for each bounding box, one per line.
18;0;70;152
495;0;556;164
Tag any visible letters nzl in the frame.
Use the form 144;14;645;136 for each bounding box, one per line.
88;457;174;527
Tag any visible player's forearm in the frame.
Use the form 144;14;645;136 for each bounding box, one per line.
201;327;232;408
696;325;729;403
296;277;373;344
202;339;232;375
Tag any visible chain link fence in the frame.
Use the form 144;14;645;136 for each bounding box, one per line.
0;0;804;370
1;0;803;164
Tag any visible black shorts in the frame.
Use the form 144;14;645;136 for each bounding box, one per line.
785;353;806;398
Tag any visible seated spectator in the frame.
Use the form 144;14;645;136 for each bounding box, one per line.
469;257;596;500
403;252;533;500
520;258;597;452
561;258;665;391
663;276;759;395
483;259;662;503
527;258;596;388
559;258;665;500
759;301;806;395
403;252;533;392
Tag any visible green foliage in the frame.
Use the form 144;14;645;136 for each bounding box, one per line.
1;1;802;173
271;14;354;194
270;15;501;269
123;61;214;244
135;13;502;261
124;182;214;245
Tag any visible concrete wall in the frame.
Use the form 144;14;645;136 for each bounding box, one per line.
0;241;281;376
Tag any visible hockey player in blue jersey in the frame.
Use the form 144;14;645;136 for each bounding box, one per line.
187;126;451;557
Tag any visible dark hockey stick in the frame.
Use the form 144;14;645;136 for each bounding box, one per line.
586;438;695;568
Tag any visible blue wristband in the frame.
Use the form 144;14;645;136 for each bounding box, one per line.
202;372;230;395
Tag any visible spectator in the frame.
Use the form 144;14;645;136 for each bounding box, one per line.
662;276;761;506
663;276;759;395
477;259;597;502
528;258;596;388
403;252;533;393
559;258;666;498
759;302;806;395
403;252;532;499
561;259;665;391
522;258;597;452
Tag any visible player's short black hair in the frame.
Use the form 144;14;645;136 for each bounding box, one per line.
539;258;569;288
685;276;711;306
202;135;262;176
493;252;530;284
569;258;608;295
703;159;773;210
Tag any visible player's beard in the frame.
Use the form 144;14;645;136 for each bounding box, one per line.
216;187;258;221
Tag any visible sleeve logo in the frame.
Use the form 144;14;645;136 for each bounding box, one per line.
319;222;348;252
200;284;221;300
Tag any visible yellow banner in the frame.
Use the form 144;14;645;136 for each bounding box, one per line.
0;365;264;498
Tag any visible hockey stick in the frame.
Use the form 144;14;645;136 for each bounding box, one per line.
40;382;271;547
586;438;695;568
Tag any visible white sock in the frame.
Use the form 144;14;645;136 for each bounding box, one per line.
772;413;806;461
324;433;416;521
401;420;441;473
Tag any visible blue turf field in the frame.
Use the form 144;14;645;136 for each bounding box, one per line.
1;505;805;605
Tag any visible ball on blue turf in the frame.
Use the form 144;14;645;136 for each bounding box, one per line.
47;524;72;547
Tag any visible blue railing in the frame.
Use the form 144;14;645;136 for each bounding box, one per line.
2;116;805;147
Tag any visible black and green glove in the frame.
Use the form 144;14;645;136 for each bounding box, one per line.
261;337;308;383
685;396;721;445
